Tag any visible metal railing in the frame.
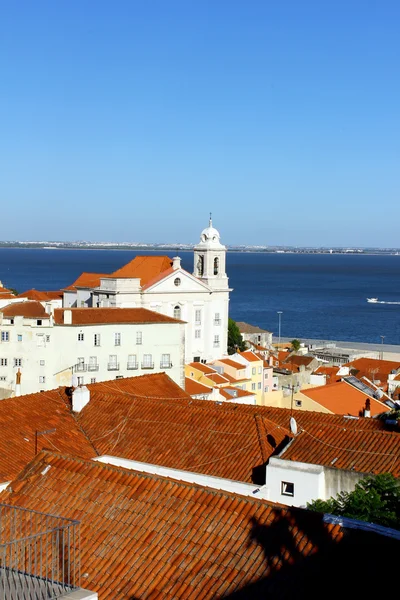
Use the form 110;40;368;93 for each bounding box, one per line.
107;363;120;371
141;362;154;370
127;363;138;370
214;319;221;326
160;362;173;369
0;504;80;599
74;363;87;373
87;364;99;372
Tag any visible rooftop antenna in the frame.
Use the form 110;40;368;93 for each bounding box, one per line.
209;212;212;227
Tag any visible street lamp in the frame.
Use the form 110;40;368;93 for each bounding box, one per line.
380;335;385;360
277;311;283;345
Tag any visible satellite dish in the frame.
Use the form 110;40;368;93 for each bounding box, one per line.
290;417;298;436
71;375;78;388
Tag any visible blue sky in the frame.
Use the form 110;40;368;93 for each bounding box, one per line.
1;1;399;246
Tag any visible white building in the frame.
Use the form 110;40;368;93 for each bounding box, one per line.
0;301;185;396
63;218;231;363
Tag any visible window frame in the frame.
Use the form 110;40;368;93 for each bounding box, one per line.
281;481;294;497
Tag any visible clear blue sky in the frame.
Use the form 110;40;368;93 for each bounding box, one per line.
1;1;399;246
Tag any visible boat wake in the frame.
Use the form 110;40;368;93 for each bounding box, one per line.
368;300;400;305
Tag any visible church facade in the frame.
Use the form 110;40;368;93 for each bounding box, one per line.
63;219;231;363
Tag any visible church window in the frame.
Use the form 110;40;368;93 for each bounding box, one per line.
173;305;181;320
197;255;204;277
174;277;181;287
214;257;219;275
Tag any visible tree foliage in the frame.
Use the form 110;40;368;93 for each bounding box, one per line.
307;473;400;530
291;339;301;351
227;318;246;355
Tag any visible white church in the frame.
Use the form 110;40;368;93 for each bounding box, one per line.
63;218;231;363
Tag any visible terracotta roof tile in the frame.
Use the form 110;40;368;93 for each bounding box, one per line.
217;358;247;370
64;272;109;291
185;378;213;396
17;289;63;301
344;357;400;381
2;451;383;600
0;301;49;319
108;255;173;282
187;362;217;375
53;307;184;325
239;351;263;363
301;380;388;416
219;387;255;400
236;322;271;334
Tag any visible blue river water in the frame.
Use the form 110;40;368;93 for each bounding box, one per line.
0;248;399;345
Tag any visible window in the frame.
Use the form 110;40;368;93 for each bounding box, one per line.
281;482;294;497
173;305;181;320
127;354;138;369
76;357;85;372
193;356;200;362
136;331;142;345
258;382;262;390
17;334;22;342
94;334;101;346
174;277;181;286
9;319;14;325
45;335;50;343
258;366;262;374
88;356;98;371
214;257;219;275
78;333;84;342
116;375;124;380
1;332;9;342
90;378;96;384
0;376;6;381
160;353;171;368
142;354;153;369
77;376;84;386
214;312;221;326
40;360;45;366
213;335;220;348
196;255;204;276
195;329;201;339
115;332;121;346
14;358;22;367
39;376;46;384
108;355;119;371
252;367;256;375
295;400;302;407
195;310;202;325
251;383;256;391
0;358;7;367
36;319;42;326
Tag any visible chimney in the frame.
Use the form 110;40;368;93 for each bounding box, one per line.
72;385;90;412
364;397;371;418
15;369;21;397
63;309;72;325
172;256;181;270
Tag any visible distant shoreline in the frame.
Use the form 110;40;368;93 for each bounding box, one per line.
0;244;400;256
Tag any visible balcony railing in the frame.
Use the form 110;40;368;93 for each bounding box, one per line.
214;319;221;326
141;362;154;369
107;363;120;371
127;363;139;370
88;364;99;372
74;363;87;372
0;503;80;600
160;362;173;369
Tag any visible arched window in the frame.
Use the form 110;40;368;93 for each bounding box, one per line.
173;305;181;320
197;255;204;276
214;257;219;275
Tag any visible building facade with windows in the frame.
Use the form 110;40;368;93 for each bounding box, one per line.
63;218;231;363
0;302;185;396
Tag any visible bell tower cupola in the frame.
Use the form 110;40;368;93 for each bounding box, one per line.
193;214;228;289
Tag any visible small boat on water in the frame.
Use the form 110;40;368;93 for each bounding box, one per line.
367;298;379;303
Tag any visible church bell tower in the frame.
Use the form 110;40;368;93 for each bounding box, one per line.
193;215;228;289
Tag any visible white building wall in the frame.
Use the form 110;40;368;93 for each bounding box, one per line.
0;317;185;395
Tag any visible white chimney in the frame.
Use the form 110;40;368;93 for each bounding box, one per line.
172;256;181;270
72;385;90;412
63;309;72;325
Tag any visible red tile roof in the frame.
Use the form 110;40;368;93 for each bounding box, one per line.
206;372;232;384
345;357;400;382
301;381;388;417
217;358;247;370
0;390;95;481
2;451;375;600
239;350;263;363
108;255;173;282
219;387;255;400
283;354;315;368
185;378;213;396
17;289;63;301
280;423;400;476
313;366;342;384
0;301;49;319
54;307;183;325
64;272;109;291
187;362;217;375
86;372;190;400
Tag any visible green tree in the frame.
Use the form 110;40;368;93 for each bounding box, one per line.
227;318;246;355
291;339;301;351
9;288;18;296
307;473;400;530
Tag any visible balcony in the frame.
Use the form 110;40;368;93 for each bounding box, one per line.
214;319;221;326
88;364;99;372
74;363;87;372
141;362;154;370
127;362;139;370
160;362;173;369
0;503;80;599
107;363;120;371
213;342;220;348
